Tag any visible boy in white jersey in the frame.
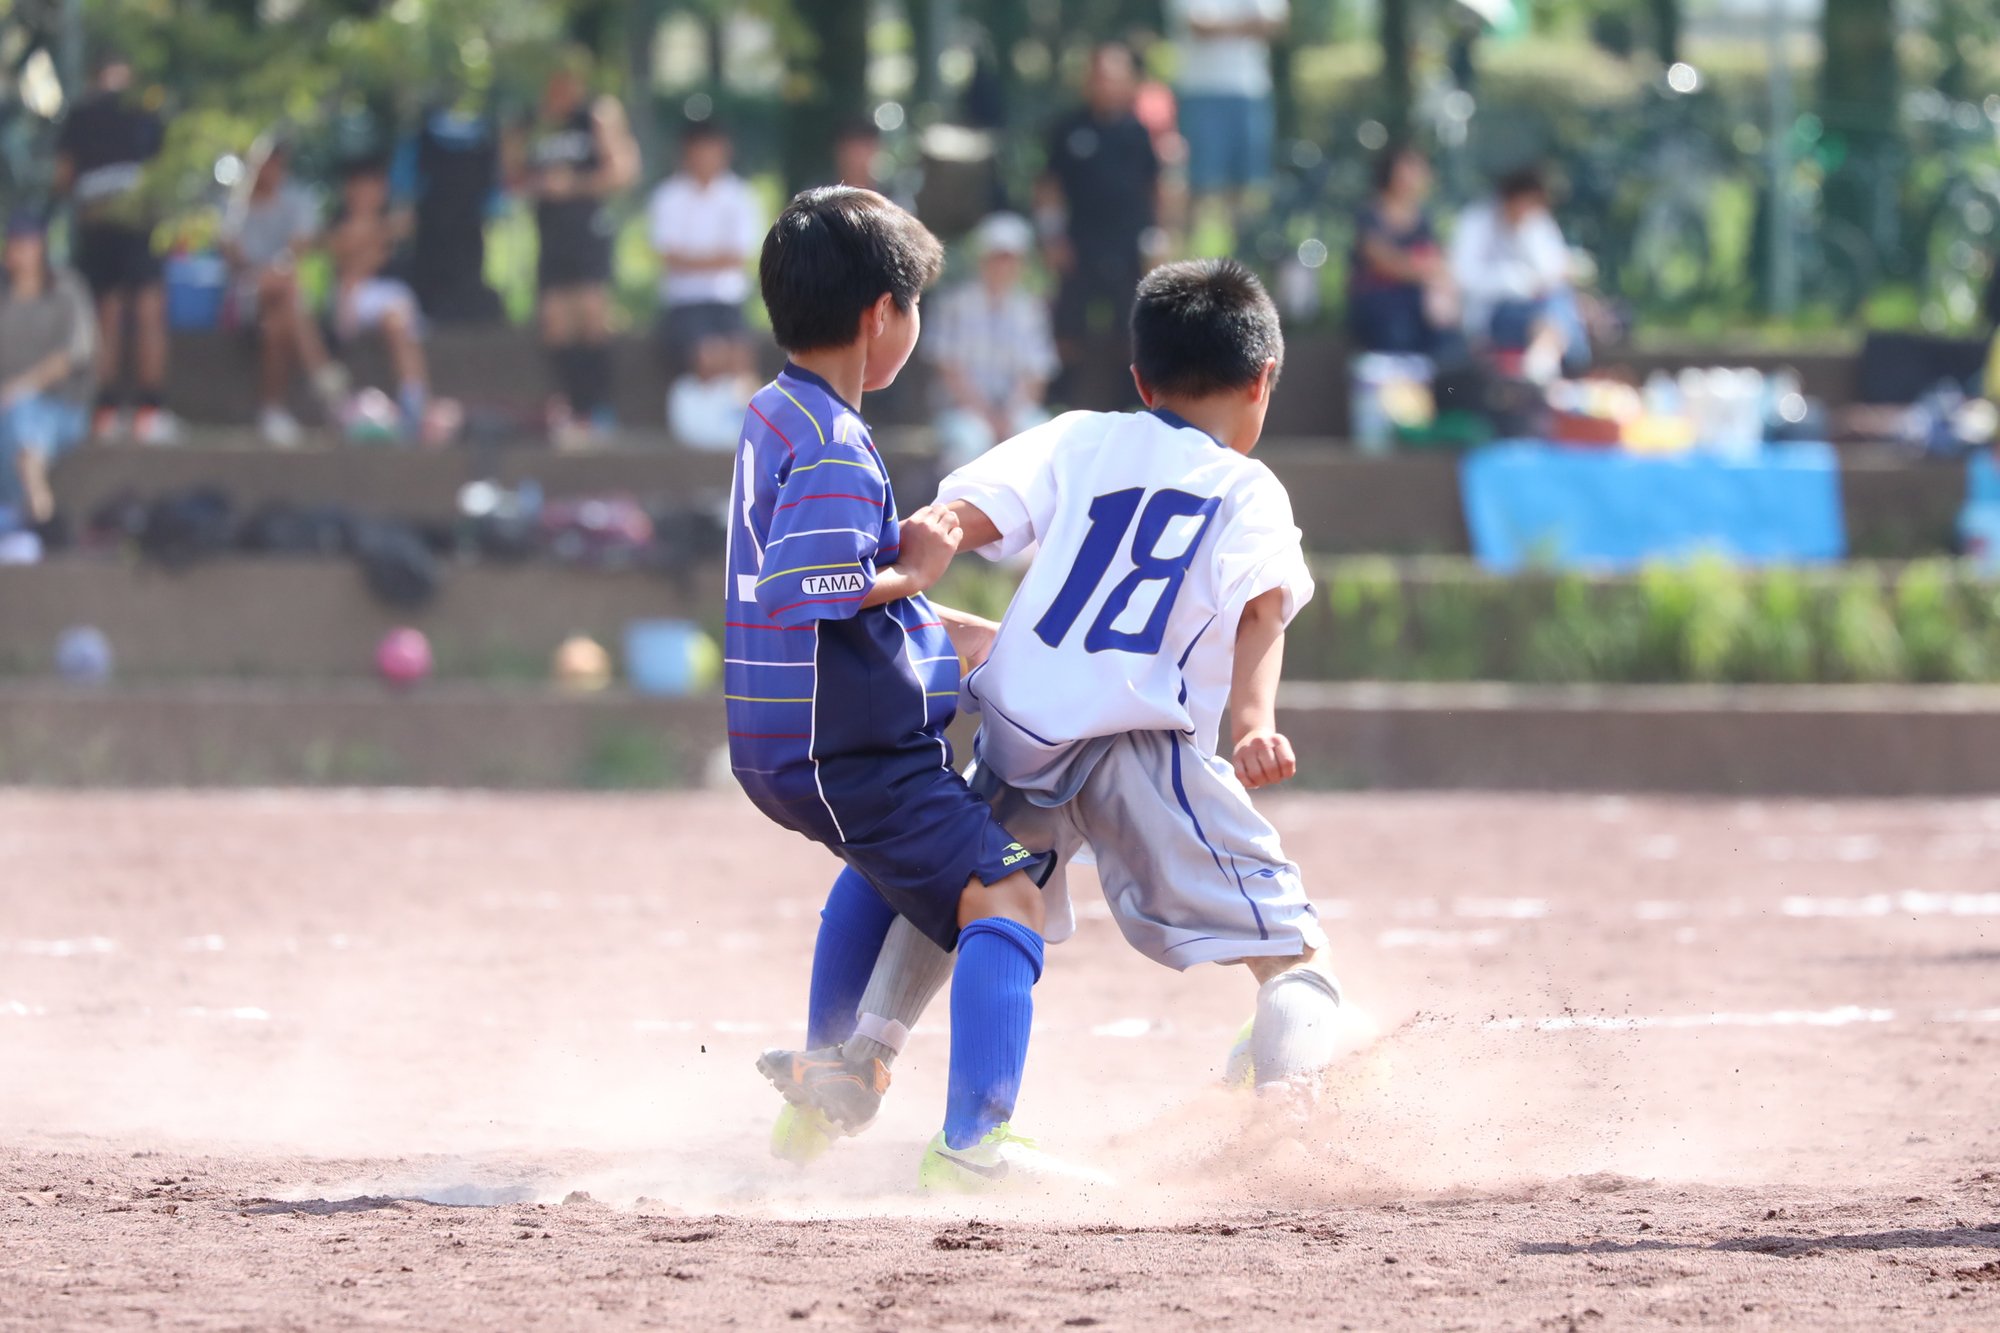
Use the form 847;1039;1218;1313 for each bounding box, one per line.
760;259;1344;1189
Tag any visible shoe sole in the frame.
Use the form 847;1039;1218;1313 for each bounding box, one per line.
755;1049;879;1135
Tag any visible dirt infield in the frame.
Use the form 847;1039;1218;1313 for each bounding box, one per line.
2;789;1997;1330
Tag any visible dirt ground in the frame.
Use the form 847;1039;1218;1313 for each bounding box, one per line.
2;789;1998;1331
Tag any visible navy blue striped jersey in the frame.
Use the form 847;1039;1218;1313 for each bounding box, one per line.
724;363;962;844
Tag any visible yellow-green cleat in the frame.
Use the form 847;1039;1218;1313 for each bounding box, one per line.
770;1101;838;1165
917;1123;1115;1193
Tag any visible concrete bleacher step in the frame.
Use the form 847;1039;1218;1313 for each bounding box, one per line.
0;558;715;679
155;328;1872;437
49;433;1969;558
1280;681;2000;795
2;678;1996;793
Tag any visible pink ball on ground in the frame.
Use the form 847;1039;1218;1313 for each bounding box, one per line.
375;628;433;688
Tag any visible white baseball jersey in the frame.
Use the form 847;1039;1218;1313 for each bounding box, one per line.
937;407;1313;795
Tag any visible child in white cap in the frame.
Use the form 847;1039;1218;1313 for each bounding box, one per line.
924;212;1059;467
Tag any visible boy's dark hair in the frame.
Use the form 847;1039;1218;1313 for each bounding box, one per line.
759;186;944;352
1130;258;1285;399
682;119;729;144
1497;163;1547;202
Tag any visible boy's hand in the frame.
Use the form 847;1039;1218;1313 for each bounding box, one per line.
894;502;963;592
1233;728;1296;789
937;607;999;670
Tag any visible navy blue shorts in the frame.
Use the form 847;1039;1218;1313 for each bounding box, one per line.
758;753;1052;951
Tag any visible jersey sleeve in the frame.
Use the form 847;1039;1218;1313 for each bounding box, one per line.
751;413;888;626
1213;468;1314;631
935;413;1067;560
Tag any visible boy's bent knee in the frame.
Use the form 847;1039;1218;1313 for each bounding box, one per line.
1243;945;1322;986
958;869;1044;934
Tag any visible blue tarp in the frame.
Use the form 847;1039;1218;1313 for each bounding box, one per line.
1460;441;1847;572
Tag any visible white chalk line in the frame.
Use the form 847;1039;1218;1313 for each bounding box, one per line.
1481;1006;2000;1033
1782;892;2000;918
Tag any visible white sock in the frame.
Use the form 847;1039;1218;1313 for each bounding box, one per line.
841;915;953;1069
1250;967;1343;1090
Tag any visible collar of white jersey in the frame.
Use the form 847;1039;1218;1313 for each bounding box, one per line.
1147;406;1227;450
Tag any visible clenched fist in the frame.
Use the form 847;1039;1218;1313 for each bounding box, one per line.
1233;728;1297;789
895;503;964;593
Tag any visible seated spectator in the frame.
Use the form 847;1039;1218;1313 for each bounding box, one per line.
327;158;431;439
924;212;1057;466
668;334;757;450
1348;144;1461;360
1448;164;1587;382
222;139;344;446
0;212;95;530
648;120;762;383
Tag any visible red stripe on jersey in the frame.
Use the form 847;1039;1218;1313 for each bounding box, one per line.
764;594;865;616
747;402;794;454
724;620;815;631
776;493;884;510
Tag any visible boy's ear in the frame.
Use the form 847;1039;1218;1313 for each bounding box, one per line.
1129;365;1157;408
863;291;897;340
1250;358;1279;403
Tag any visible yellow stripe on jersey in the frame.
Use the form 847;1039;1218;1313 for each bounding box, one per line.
755;560;864;588
788;458;879;473
774;385;827;447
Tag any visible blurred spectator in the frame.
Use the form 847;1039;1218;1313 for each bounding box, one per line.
668;335;757;450
221;139;341;447
925;212;1056;466
327;159;430;439
1167;0;1286;205
507;51;639;447
54;50;175;444
833;118;884;190
648;121;762;382
0;212;95;529
396;103;506;324
831;118;918;211
1449;164;1588;381
1348;144;1461;359
1037;44;1160;385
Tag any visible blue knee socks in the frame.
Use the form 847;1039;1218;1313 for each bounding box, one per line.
944;917;1044;1150
805;867;896;1049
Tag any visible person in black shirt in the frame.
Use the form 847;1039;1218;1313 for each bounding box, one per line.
1035;44;1160;394
54;51;175;444
1347;143;1462;358
400;103;506;324
503;50;638;448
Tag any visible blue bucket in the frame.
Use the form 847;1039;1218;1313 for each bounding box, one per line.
623;619;719;696
165;254;228;330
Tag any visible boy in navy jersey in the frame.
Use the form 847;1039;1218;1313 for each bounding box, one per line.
732;188;1089;1186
